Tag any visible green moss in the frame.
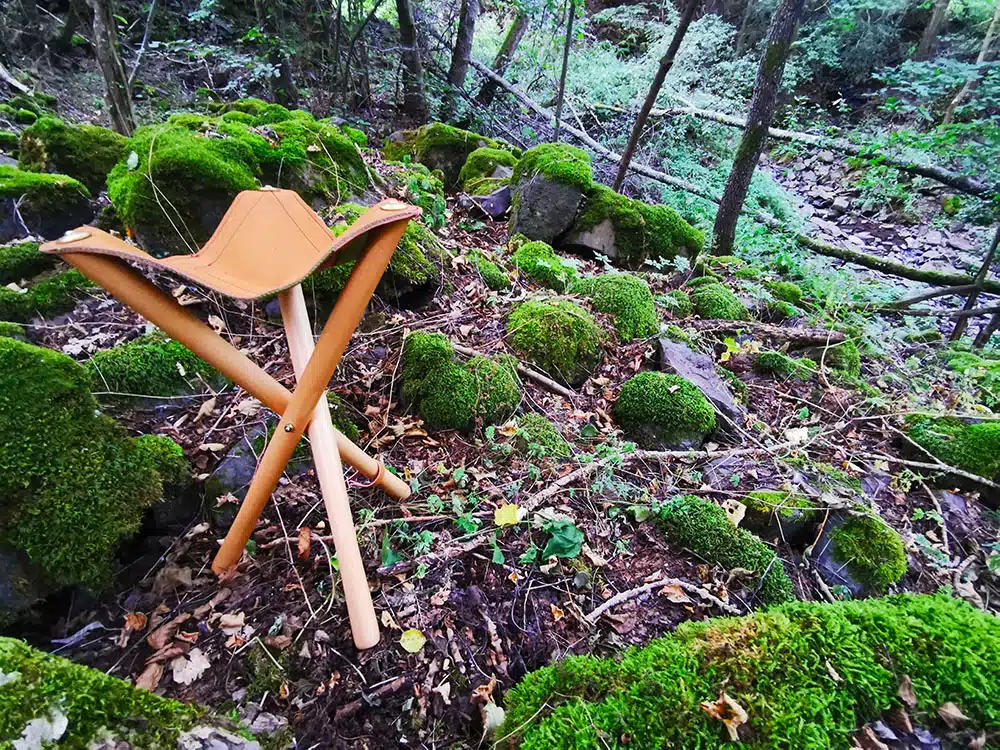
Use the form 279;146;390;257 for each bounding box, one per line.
766;280;803;305
0;130;18;153
0;637;202;748
384;123;516;187
225;97;271;116
575;185;704;268
0;164;91;225
0;241;55;285
689;280;749;321
830;514;908;592
572;273;657;340
663;323;695;345
754;350;817;380
386;161;447;229
340;124;367;146
513;143;593;192
464;176;508;195
615;372;716;448
904;328;944;344
219;110;255;125
942;195;962;215
780;457;863;494
18;117;128;194
803;339;861;378
0;105;16;119
719;367;748;404
512;240;577;292
656;494;795;604
15;108;37;124
86;332;220;396
946;350;1000;408
8;96;41;116
905;415;1000;480
402;332;520;431
459;147;517;191
745;489;815;519
0;321;26;340
516;413;571;458
0;339;175;590
502;594;1000;749
705;254;745;269
472;250;511;291
658;289;693;317
735;265;763;280
136;434;190;499
685;275;720;289
507;298;603;386
0;269;94;323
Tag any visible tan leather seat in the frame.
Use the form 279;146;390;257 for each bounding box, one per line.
41;189;421;300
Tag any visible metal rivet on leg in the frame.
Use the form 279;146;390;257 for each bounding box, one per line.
284;423;295;432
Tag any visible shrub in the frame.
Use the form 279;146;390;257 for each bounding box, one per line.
572;273;657;340
830;514;907;592
513;240;577;292
507;298;603;386
615;372;716;449
86;332;220;397
502;594;1000;748
689;280;749;321
17;116;127;194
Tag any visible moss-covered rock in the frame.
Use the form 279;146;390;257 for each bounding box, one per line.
905;415;1000;482
512;240;577;292
0;241;56;285
472;250;511;291
800;339;861;378
615;371;716;449
459;147;517;192
0;269;94;323
86;332;220;397
507;298;603;386
572;273;657;339
0;165;93;242
945;349;1000;408
741;489;817;545
18;117;128;194
566;185;704;268
402;332;520;431
15;109;36;125
656;494;795;605
0;130;17;154
516;413;571;458
765;280;803;305
754;350;817;380
827;514;907;592
658;288;693;317
688;279;749;321
0;339;184;603
384;123;517;189
502;594;1000;749
385;160;447;229
509;144;593;243
0;321;26;340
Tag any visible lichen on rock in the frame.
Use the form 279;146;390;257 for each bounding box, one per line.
506;298;603;387
614;371;716;449
17;116;127;194
571;273;657;340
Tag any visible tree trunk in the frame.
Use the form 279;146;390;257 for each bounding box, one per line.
254;0;297;107
53;0;84;55
712;0;805;255
442;0;479;121
943;0;1000;124
553;0;576;141
916;0;950;60
476;9;528;106
612;0;700;190
949;225;1000;340
735;0;755;56
84;0;136;135
22;0;44;54
395;0;428;118
975;312;1000;348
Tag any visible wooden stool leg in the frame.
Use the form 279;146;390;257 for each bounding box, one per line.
279;284;379;650
212;221;408;577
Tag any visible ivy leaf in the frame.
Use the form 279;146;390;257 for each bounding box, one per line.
542;521;584;559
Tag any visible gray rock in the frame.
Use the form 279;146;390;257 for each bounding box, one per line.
813;513;866;598
0;543;51;621
462;184;511;220
250;713;289;736
563;217;616;259
656;339;745;430
831;197;850;215
177;725;262;750
0;192;94;243
508;174;584;244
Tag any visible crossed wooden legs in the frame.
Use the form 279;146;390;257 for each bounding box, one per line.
63;220;411;649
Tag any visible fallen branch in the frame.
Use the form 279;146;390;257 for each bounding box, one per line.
0;62;31;95
879;284;982;309
860;452;1000;498
453;343;576;399
586;573;742;621
876;303;1000;318
687;319;846;344
334;676;411;721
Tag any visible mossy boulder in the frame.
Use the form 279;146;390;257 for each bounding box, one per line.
18;117;128;194
0;131;17;154
509;144;593;243
512;240;577;292
0;269;94;323
384;160;447;229
815;513;908;596
571;273;657;340
0;241;56;285
86;332;220;398
515;413;571;459
383;123;517;189
0;321;26;340
565;185;704;268
615;371;716;449
502;594;1000;748
765;280;803;305
0;339;188;617
754;349;817;380
658;288;692;317
905;415;1000;486
402;332;520;431
741;489;817;545
472;250;510;291
507;298;603;387
688;279;749;321
459;147;517;192
0;165;93;242
656;494;795;605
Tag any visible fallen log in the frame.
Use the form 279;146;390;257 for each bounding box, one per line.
687;319;846;344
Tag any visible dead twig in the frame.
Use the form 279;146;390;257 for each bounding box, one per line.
453;343;576;400
586;573;741;621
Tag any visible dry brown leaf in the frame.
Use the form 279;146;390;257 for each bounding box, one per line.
219;612;245;635
937;702;970;728
856;726;890;750
297;526;311;561
208;314;226;333
194;396;217;423
152;565;193;596
124;612;147;632
134;662;163;692
550;603;564;622
897;675;917;709
700;692;749;742
264;634;293;650
659;584;693;604
147;613;191;650
146;643;187;664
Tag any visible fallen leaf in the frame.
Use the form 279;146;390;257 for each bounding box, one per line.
134;662;163;691
194;396;217;423
659;584;693;604
198;442;227;453
297;527;311;560
124;612;147;632
171;647;211;685
432;681;452;705
550;603;565;622
264;634;293;650
700;692;748;742
399;628;426;653
581;543;608;567
234;398;261;416
208;314;226;333
721;498;746;527
784;426;809;445
494;504;520;528
937;702;969;728
897;675;917;709
152;565;193;596
219;612;245;635
482;702;506;734
147;613;191;650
